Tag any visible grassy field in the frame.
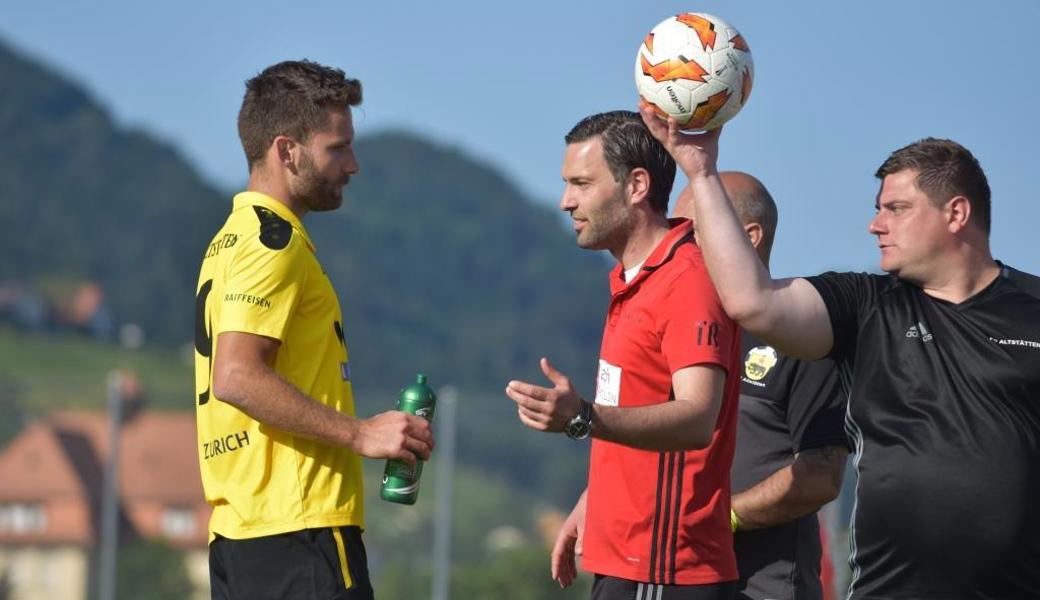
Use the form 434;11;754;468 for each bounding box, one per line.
0;330;194;413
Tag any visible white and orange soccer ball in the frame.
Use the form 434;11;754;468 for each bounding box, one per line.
635;13;753;130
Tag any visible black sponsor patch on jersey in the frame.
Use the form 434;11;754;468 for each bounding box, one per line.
253;206;292;250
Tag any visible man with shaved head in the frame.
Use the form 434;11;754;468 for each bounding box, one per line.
676;173;849;600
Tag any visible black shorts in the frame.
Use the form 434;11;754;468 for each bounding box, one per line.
209;525;373;600
591;574;736;600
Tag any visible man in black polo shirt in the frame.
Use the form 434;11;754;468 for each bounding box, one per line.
676;174;849;600
641;101;1040;599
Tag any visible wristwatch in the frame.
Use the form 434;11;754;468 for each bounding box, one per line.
564;398;593;440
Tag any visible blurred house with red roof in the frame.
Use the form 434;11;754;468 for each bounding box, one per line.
0;408;210;599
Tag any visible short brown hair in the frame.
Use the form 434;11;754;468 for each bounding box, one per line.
875;138;991;234
238;60;362;171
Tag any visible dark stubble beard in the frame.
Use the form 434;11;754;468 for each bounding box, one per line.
577;185;633;252
291;149;346;212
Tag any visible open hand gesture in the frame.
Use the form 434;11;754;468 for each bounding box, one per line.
505;357;583;432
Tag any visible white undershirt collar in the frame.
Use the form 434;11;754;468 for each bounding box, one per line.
623;261;646;283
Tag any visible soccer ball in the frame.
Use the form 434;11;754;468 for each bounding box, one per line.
635;13;753;130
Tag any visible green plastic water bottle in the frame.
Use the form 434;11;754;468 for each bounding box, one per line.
380;374;437;505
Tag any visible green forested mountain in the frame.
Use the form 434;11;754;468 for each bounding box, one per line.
0;40;228;345
0;39;610;394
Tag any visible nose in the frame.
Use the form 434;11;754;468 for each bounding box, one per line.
559;187;576;212
868;211;885;236
344;149;359;176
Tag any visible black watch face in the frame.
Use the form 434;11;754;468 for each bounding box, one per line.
566;418;590;440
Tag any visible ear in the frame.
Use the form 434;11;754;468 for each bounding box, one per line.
626;167;651;207
274;136;298;174
745;222;764;250
946;195;971;233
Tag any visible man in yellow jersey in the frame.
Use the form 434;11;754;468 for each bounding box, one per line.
194;60;434;600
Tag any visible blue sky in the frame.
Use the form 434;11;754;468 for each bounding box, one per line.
4;1;1039;277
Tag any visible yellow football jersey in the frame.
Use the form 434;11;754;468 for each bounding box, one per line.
194;191;364;540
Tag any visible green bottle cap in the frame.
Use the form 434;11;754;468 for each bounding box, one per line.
398;374;436;410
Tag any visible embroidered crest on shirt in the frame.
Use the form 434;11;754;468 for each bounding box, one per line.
743;345;778;383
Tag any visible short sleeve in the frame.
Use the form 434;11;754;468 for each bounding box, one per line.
1004;264;1040;300
804;271;880;364
785;356;850;454
659;269;738;375
215;234;308;341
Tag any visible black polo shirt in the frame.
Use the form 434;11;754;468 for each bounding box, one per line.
807;264;1040;599
731;333;848;600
